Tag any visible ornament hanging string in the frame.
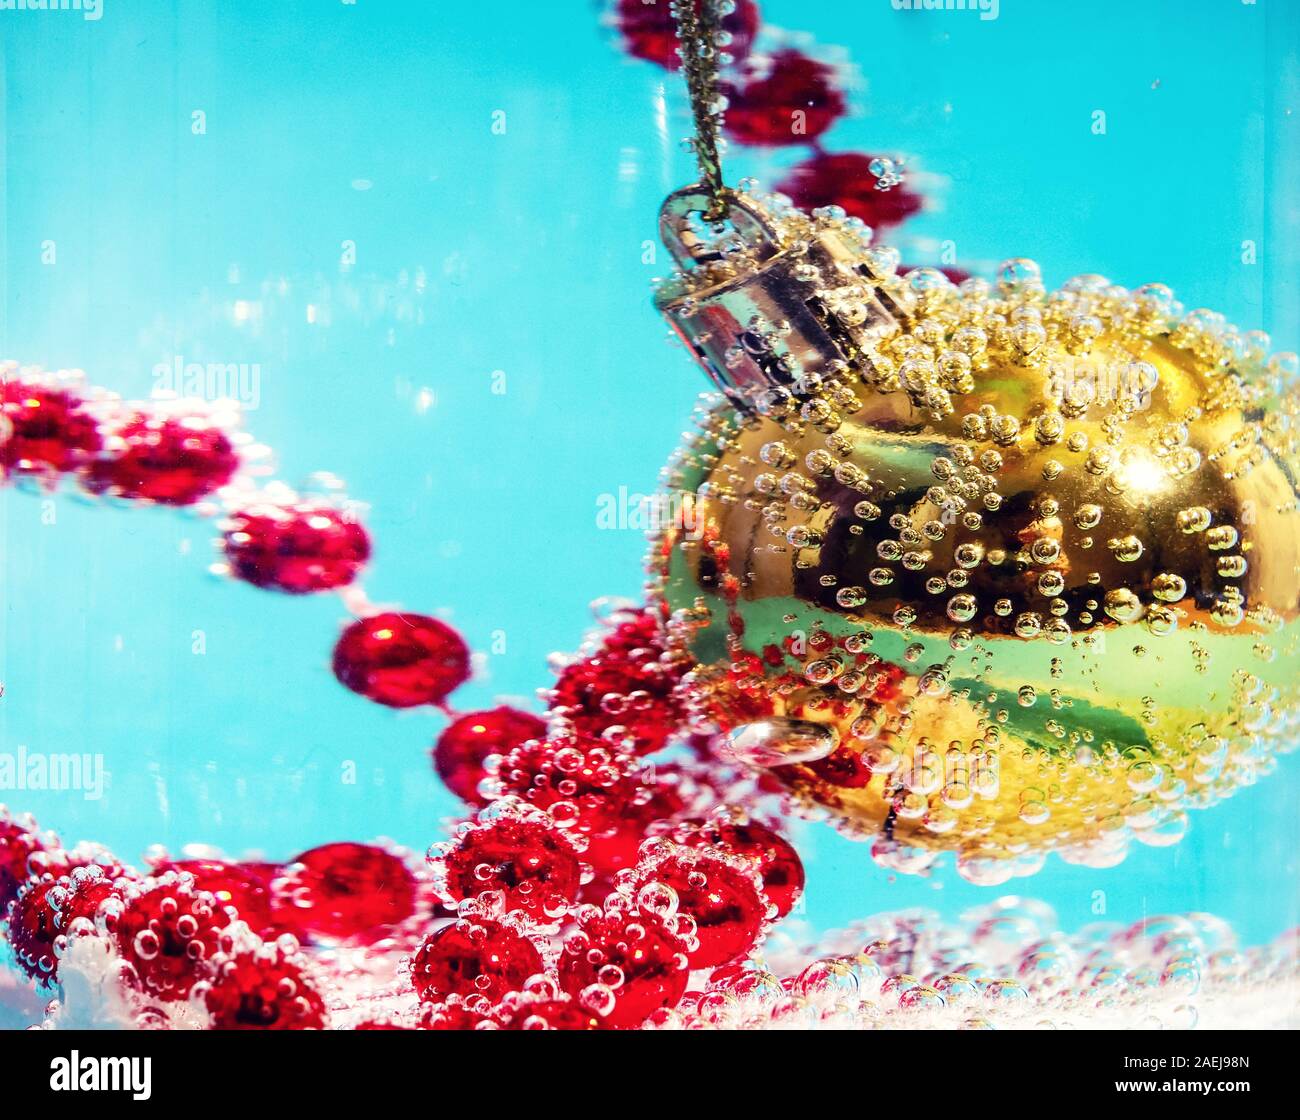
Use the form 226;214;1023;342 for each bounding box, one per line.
673;0;732;219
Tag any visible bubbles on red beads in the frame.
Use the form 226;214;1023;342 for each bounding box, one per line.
419;993;500;1030
681;816;804;919
776;151;925;230
114;871;236;1001
487;730;654;866
1;373;102;481
221;499;371;593
151;857;280;938
84;409;241;505
557;905;691;1029
411;915;543;1003
195;942;328;1030
722;50;846;147
332;611;471;708
5;865;125;983
277;842;417;942
501;994;608;1031
548;606;690;756
612;0;759;71
0;809;52;909
632;840;773;968
431;807;586;921
433;706;547;806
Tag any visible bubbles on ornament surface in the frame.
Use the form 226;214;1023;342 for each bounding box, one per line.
653;198;1300;882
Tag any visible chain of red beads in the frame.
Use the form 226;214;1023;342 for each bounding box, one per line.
1;359;807;1029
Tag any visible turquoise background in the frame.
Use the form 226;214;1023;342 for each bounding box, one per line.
1;1;1297;945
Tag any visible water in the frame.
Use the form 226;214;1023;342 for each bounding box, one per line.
1;0;1297;1013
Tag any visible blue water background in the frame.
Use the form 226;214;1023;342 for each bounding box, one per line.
2;1;1297;945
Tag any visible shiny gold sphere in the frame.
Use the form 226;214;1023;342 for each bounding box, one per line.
653;222;1300;883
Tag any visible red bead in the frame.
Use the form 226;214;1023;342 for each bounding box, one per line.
5;867;124;983
436;815;584;919
223;502;371;594
684;820;804;919
433;707;546;805
580;781;685;877
85;411;239;505
411;917;543;1003
0;813;48;909
638;846;769;968
557;908;690;1029
614;0;759;71
200;945;328;1030
332;611;471;708
1;380;101;478
502;996;607;1031
280;842;416;941
492;731;650;848
114;873;235;1001
723;50;846;147
776;151;924;229
548;608;689;756
155;859;279;937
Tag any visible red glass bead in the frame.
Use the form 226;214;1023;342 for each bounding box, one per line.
493;731;649;847
436;815;584;919
332;611;471;708
5;867;123;983
433;707;546;806
411;917;543;1003
776;151;924;229
1;380;101;478
638;846;769;968
723;50;846;147
200;945;328;1030
557;908;690;1029
156;859;279;937
581;780;685;877
503;996;607;1031
114;873;235;1001
549;608;689;756
280;842;416;941
84;411;239;505
222;502;371;594
0;813;48;909
685;819;804;919
614;0;759;71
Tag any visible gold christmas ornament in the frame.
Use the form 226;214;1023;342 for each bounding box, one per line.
648;5;1299;883
651;188;1300;883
